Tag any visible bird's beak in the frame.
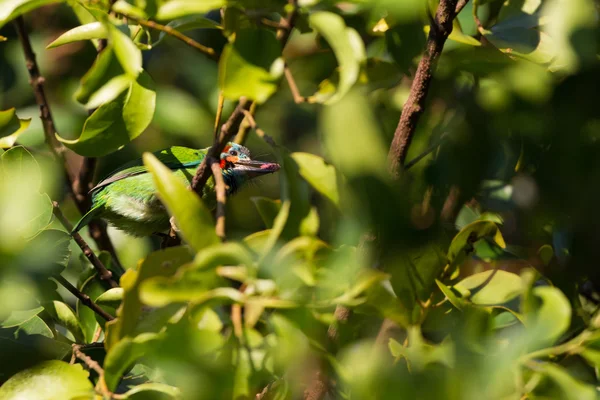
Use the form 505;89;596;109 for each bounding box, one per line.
232;159;280;177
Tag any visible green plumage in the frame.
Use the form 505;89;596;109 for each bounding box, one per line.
72;143;279;237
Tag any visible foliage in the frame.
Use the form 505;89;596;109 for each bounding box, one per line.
1;0;600;399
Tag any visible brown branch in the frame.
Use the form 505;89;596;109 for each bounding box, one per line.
455;0;469;14
71;343;112;397
120;12;217;60
16;16;121;268
214;92;225;140
53;202;118;289
387;0;467;178
284;64;306;103
241;110;278;148
234;102;257;145
191;99;251;195
210;159;227;241
54;275;114;321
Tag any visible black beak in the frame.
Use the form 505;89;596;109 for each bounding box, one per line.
232;159;280;177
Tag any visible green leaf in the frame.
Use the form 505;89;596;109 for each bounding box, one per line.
74;45;127;106
0;306;44;328
218;28;283;104
96;288;124;308
104;332;163;391
385;21;427;73
290;152;341;207
447;220;506;264
143;153;218;252
46;22;108;49
58;71;156;157
121;382;181;399
112;0;148;19
190;242;254;271
153;15;221;47
43;301;85;343
0;108;31;149
524;286;571;347
155;0;226;20
454;270;522;305
109;23;143;77
251;197;281;228
27;229;72;273
308;12;366;104
0;361;92;400
0;0;63;28
76;275;107;343
532;362;597;400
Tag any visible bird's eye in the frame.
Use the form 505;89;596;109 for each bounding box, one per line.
230;150;238;156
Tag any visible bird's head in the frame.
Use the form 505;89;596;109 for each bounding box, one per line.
218;142;280;193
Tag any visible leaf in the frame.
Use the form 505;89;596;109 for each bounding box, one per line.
43;301;85;343
436;279;465;310
109;23;143;77
74;45;127;106
0;0;63;28
0;361;93;399
524;286;571;347
190;242;254;271
143;153;218;252
447;220;506;264
0;108;31;149
251;197;281;228
139;273;224;307
58;71;156;157
454;270;523;305
153;15;221;47
290;152;341;207
46;22;108;48
96;288;124;308
26;229;72;274
104;332;163;391
121;382;181;399
112;0;148;19
218;28;283;104
76;275;108;343
309;12;366;104
532;362;597;400
0;306;44;328
155;0;226;20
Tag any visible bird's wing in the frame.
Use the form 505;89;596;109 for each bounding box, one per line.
91;147;206;193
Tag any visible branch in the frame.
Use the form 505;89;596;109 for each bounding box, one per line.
16;16;121;268
284;63;306;104
120;12;217;60
54;275;114;321
191;99;251;195
210;158;227;241
71;343;112;397
386;0;467;178
53;202;118;289
240;110;278;148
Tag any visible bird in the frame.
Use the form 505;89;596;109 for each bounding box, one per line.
71;143;280;237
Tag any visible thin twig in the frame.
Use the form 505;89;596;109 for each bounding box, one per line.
234;102;257;145
455;0;469;14
120;12;217;60
241;110;278;148
210;159;227;241
387;0;467;178
284;63;305;103
214;92;225;140
54;275;114;321
191;99;251;195
53;202;118;289
72;343;112;397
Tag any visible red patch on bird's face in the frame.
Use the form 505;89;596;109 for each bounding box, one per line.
220;159;227;169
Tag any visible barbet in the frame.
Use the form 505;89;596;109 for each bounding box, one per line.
72;143;280;237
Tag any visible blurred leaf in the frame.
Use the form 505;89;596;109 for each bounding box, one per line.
454;270;522;305
436;279;465;310
153;15;221;47
309;12;366;104
96;287;124;308
524;286;571;347
390;326;454;371
27;229;72;274
299;207;319;237
0;108;31;149
59;71;156;157
0;361;93;400
538;244;553;266
111;247;192;347
112;0;148;19
140;283;241;307
121;382;181;399
251;196;281;228
0;306;44;328
291;152;341;207
385;21;426;72
43;301;85;343
0;0;63;28
143;153;218;252
104;332;163;391
425;24;481;46
190;242;254;271
109;23;143;77
46;22;108;48
532;362;597;400
218;28;283;104
156;0;226;20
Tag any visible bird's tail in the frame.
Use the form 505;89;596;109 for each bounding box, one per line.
71;204;104;235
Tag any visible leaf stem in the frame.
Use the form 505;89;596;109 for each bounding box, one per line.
54;275;114;321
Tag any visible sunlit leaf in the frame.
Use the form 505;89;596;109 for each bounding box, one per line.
218;28;283;104
143;153;218;252
46;22;108;48
58;71;155;157
0;108;31;149
532;362;597;400
0;306;44;328
291;152;341;207
112;0;148;19
309;12;366;104
454;270;522;305
109;23;143;77
0;361;93;400
43;301;85;343
121;382;181;399
156;0;226;20
0;0;63;27
524;286;571;348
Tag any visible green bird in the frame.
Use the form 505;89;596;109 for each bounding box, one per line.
72;143;280;237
